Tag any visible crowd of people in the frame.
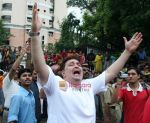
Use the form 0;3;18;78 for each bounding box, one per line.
0;2;150;123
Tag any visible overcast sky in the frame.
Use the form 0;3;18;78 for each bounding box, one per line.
68;7;83;20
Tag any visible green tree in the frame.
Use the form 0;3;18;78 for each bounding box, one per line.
102;0;150;51
68;0;150;52
46;43;56;54
67;0;97;14
55;13;80;52
0;20;11;45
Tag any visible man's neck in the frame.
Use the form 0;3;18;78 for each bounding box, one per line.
22;85;31;91
129;82;139;90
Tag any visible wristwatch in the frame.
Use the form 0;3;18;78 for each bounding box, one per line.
29;31;40;37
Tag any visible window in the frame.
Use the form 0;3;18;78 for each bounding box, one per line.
42;19;45;24
28;5;33;11
49;21;53;27
42;41;44;45
26;29;30;34
48;32;53;37
1;15;11;23
2;3;12;11
49;8;54;14
42;36;45;40
52;16;54;21
49;17;54;22
27;17;32;22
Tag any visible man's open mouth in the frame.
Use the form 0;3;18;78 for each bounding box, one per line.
73;70;81;75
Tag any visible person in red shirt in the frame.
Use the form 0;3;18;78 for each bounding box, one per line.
143;79;150;123
112;67;149;123
143;95;150;123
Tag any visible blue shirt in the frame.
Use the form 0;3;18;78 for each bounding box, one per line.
8;86;37;123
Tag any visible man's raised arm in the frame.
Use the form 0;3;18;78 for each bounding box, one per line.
105;32;143;82
9;46;29;81
31;3;49;84
9;51;23;81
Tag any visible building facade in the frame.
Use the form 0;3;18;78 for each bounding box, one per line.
0;0;67;48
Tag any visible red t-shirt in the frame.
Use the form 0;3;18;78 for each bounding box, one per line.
119;88;149;123
143;96;150;123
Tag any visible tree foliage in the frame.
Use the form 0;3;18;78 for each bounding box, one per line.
67;0;97;14
45;43;56;53
55;13;80;51
0;20;11;45
64;0;150;52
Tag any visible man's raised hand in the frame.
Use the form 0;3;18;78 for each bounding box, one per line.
123;32;143;54
32;3;42;33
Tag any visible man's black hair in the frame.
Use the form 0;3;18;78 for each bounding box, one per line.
18;68;31;78
127;67;141;75
60;56;80;71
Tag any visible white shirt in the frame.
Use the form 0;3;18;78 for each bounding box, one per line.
2;73;20;108
39;66;106;123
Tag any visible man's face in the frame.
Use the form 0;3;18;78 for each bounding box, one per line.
83;67;90;79
127;69;140;83
19;72;32;86
63;59;83;82
32;70;37;82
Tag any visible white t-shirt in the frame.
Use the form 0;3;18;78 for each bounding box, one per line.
40;66;106;123
2;73;20;108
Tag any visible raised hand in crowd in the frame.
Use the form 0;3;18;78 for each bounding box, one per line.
32;3;42;33
9;42;31;80
124;32;143;54
31;3;49;84
106;32;143;83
